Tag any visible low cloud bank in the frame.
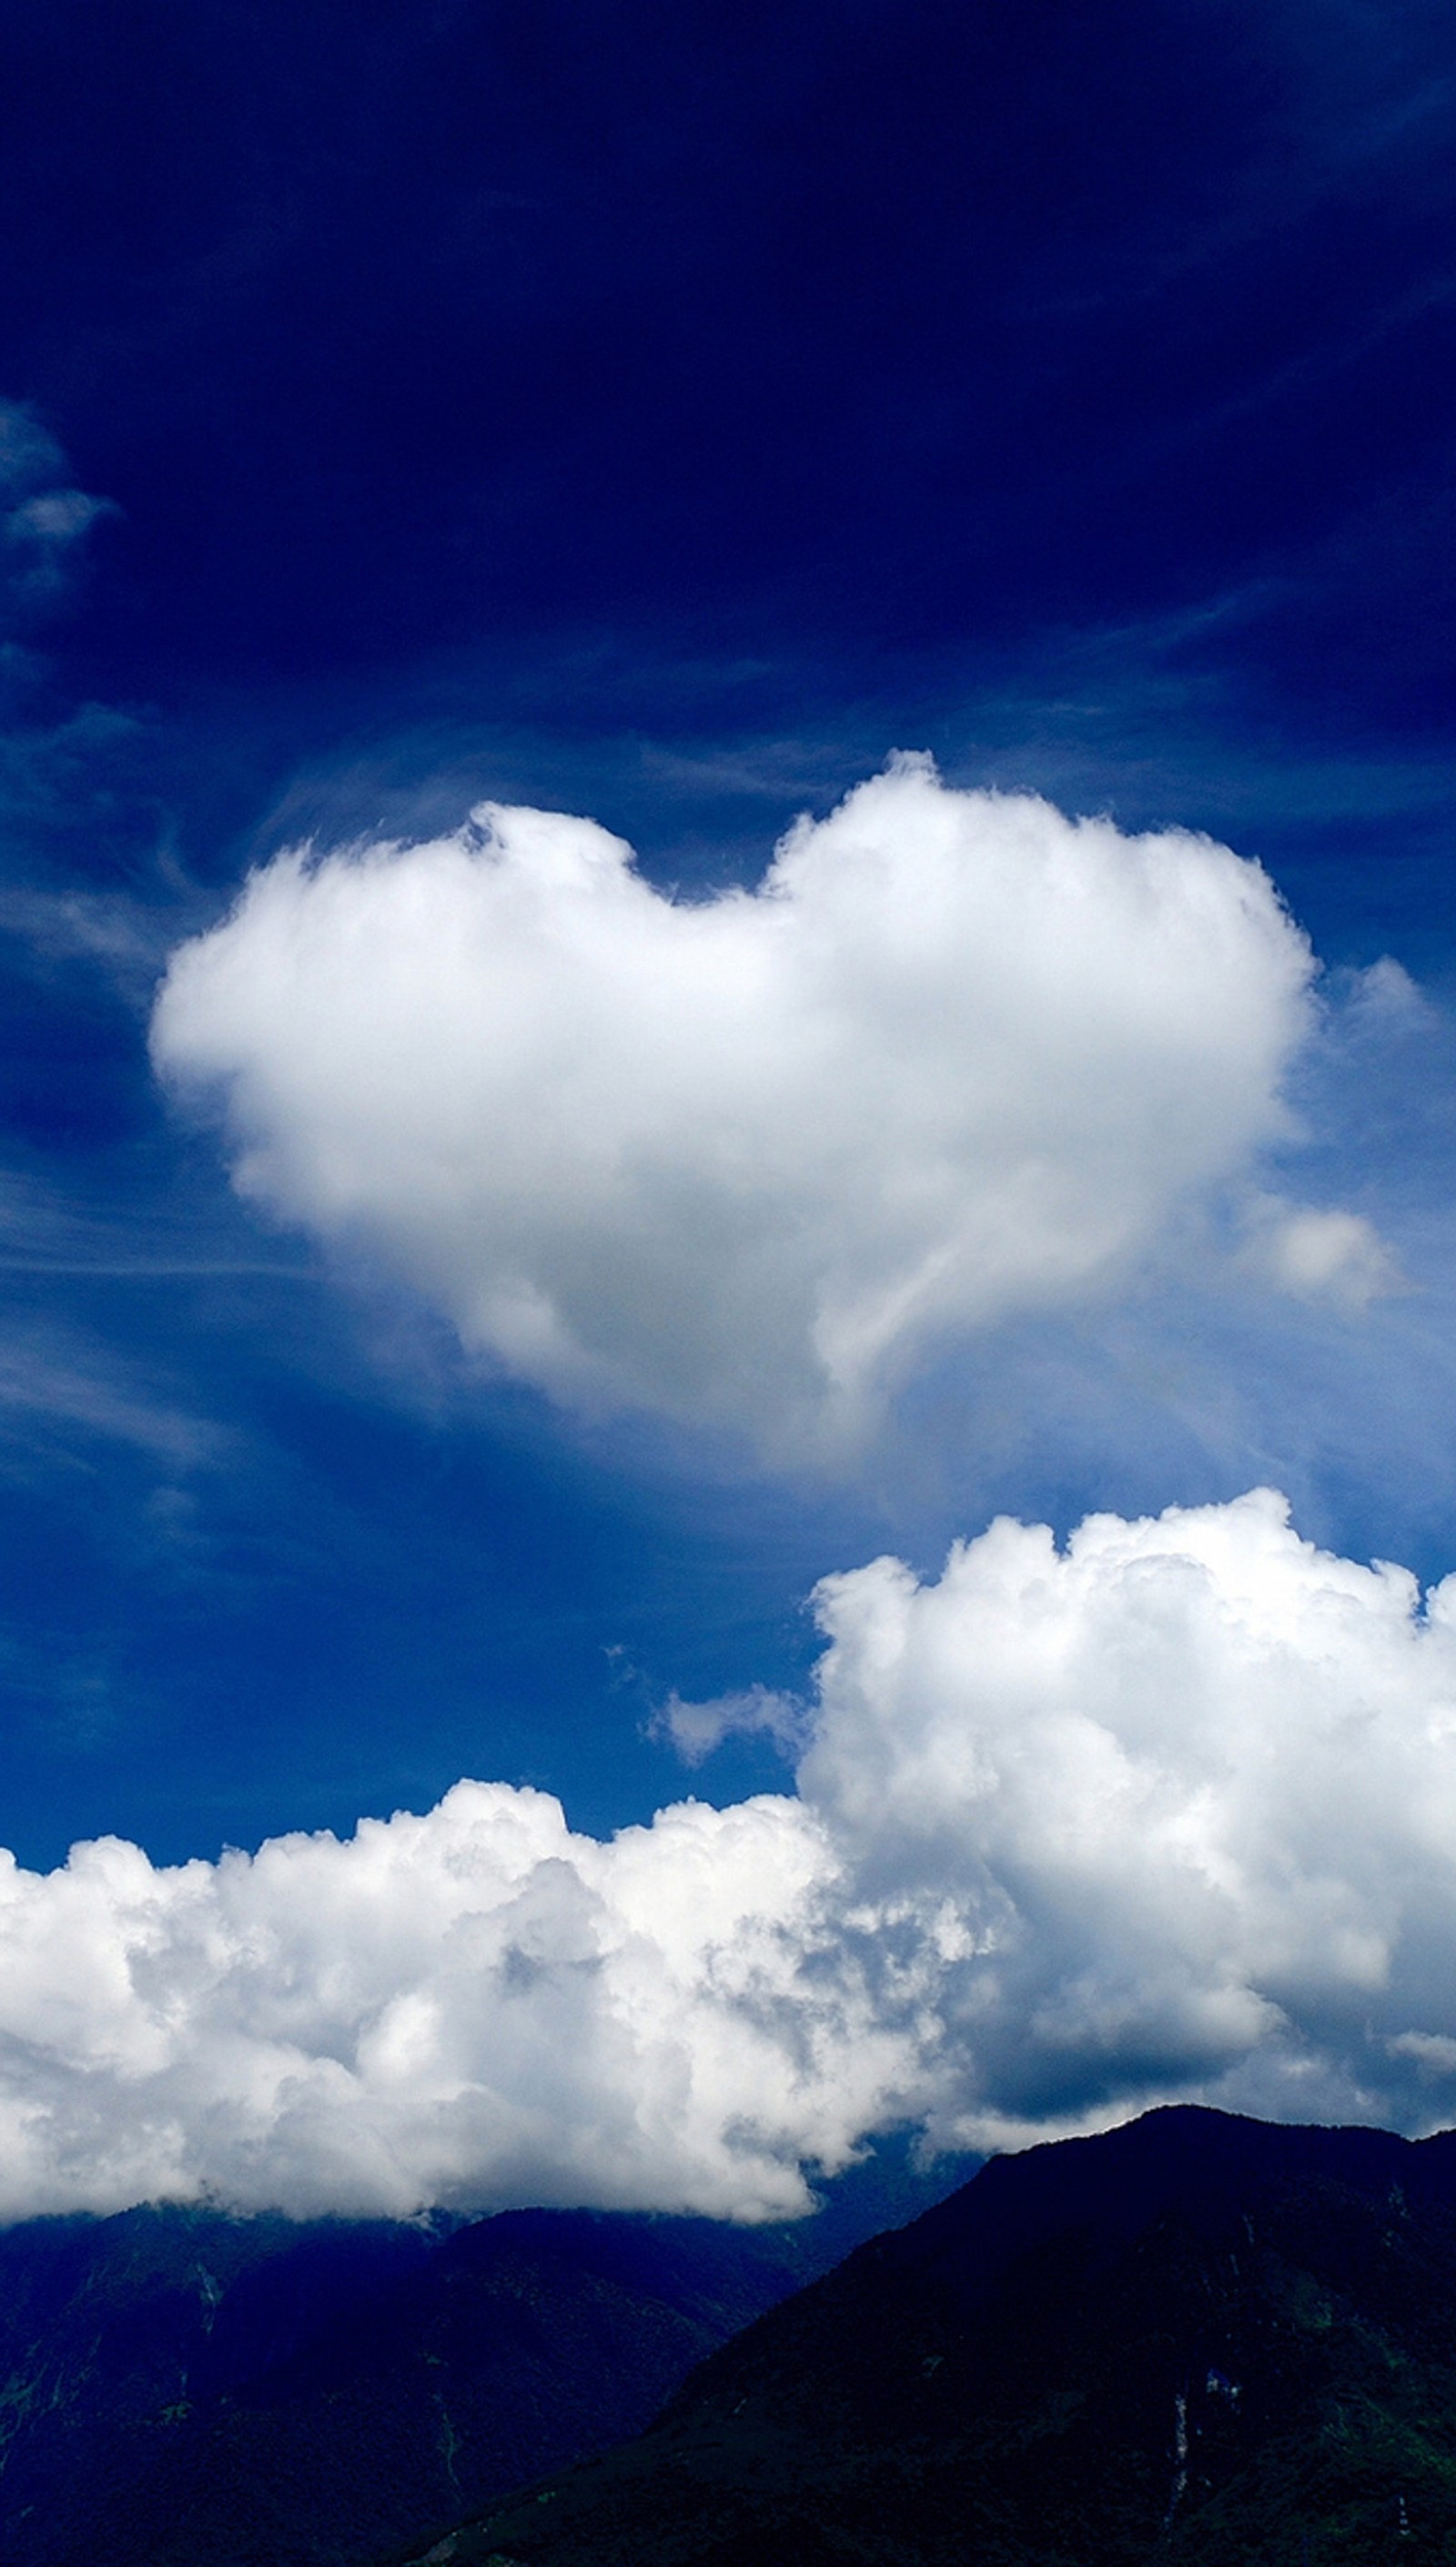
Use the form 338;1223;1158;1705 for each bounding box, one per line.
152;760;1320;1456
8;1492;1456;2220
0;1787;872;2224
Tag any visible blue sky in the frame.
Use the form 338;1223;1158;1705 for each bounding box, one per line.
5;0;1456;2218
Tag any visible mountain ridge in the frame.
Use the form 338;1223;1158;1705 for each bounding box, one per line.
425;2105;1456;2566
0;2140;956;2567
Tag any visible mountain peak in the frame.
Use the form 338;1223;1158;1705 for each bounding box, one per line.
437;2104;1456;2565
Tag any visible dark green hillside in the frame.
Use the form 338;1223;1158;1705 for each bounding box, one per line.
0;2143;955;2567
427;2107;1456;2567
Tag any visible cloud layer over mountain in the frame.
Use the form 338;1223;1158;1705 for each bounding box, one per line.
6;1491;1456;2220
151;761;1319;1455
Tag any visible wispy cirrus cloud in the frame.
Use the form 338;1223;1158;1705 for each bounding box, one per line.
652;1682;806;1768
0;1334;217;1469
0;403;115;619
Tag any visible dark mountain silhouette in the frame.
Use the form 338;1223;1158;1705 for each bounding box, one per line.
0;2142;956;2567
424;2105;1456;2566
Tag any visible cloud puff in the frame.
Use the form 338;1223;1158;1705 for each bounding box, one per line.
652;1683;806;1767
1239;1190;1401;1309
0;407;68;497
0;402;113;614
7;1493;1456;2218
0;1784;913;2225
800;1488;1456;2148
151;759;1317;1456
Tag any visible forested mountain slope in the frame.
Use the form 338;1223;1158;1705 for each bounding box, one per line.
426;2106;1456;2567
0;2143;949;2567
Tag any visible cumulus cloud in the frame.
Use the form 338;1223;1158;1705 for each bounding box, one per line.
799;1488;1456;2148
7;1492;1456;2218
0;1784;904;2224
152;759;1320;1456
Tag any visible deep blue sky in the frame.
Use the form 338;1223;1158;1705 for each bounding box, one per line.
3;0;1456;1871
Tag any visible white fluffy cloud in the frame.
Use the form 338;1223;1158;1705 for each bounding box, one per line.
1239;1189;1401;1308
801;1488;1456;2148
0;1784;896;2224
7;1492;1456;2218
151;759;1317;1454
